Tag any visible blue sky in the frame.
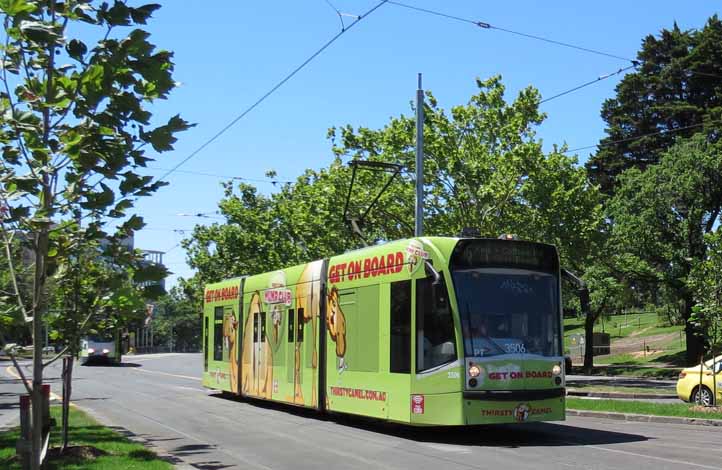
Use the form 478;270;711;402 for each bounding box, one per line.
129;1;720;287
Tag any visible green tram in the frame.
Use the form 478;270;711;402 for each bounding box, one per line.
202;236;566;425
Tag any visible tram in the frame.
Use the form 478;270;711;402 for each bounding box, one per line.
201;236;566;425
79;330;121;365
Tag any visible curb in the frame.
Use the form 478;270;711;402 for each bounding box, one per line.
567;409;722;427
567;390;678;399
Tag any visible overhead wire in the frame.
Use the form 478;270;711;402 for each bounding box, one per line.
156;0;389;184
146;166;294;185
387;1;633;62
540;64;638;104
564;120;719;154
387;0;722;82
323;0;346;31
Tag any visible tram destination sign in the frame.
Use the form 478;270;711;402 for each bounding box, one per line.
451;239;558;272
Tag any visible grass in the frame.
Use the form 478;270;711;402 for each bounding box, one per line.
595;347;687;366
0;406;171;469
565;311;687;372
564;311;682;341
567;398;722;420
567;384;674;395
574;365;682;379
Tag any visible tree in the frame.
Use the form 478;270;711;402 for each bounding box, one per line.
0;233;32;345
0;2;190;466
586;16;722;194
185;76;603;294
690;229;722;356
47;234;161;451
153;286;202;352
608;134;722;364
330;76;603;270
579;263;626;372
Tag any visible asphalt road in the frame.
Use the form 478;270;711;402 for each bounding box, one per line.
2;354;721;470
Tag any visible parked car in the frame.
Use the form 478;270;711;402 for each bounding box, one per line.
677;355;722;405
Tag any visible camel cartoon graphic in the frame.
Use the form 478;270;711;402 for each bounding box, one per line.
241;292;273;399
222;312;239;392
326;286;347;373
293;260;323;406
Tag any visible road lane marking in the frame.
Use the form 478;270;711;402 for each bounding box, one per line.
125;353;189;361
132;367;201;381
421;443;472;454
4;365;63;401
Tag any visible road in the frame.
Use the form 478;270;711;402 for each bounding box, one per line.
2;354;721;470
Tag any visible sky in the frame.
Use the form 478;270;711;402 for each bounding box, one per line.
125;1;720;287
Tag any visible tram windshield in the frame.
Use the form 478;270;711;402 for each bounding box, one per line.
86;334;114;343
453;268;561;358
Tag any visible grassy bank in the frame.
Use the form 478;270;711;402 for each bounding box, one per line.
567;384;674;395
0;406;171;469
567;398;722;420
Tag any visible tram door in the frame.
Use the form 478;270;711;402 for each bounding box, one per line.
203;317;209;371
287;303;306;405
252;310;267;394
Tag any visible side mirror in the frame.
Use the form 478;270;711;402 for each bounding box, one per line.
564;356;573;375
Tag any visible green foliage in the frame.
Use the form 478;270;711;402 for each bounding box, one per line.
0;0;189;344
152;287;201;352
47;235;166;354
184;76;604;287
0;234;31;343
689;229;722;349
586;15;722;194
608;134;722;362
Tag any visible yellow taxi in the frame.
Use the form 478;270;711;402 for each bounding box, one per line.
676;355;722;405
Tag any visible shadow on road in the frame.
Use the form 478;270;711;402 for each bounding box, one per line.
211;392;649;448
82;362;141;368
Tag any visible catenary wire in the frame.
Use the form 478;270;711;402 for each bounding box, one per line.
323;0;346;30
146;166;294;185
540;64;637;104
564;120;719;154
156;0;389;184
387;0;722;81
387;1;632;62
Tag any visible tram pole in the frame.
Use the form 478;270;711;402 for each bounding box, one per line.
415;73;424;237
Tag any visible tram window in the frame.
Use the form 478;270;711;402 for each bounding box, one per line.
260;311;266;343
390;280;411;373
288;309;295;342
416;275;456;372
213;306;223;361
297;308;304;343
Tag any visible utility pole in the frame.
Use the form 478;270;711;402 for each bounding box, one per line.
415;73;424;237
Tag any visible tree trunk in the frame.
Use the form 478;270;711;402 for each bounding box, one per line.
31;225;49;470
61;356;73;452
683;293;705;365
583;311;596;373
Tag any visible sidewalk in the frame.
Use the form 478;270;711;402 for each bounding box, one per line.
567;409;722;427
567;374;676;387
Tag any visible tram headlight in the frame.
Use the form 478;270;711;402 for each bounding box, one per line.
552;364;562;376
468;364;481;378
87;348;95;354
102;348;110;354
